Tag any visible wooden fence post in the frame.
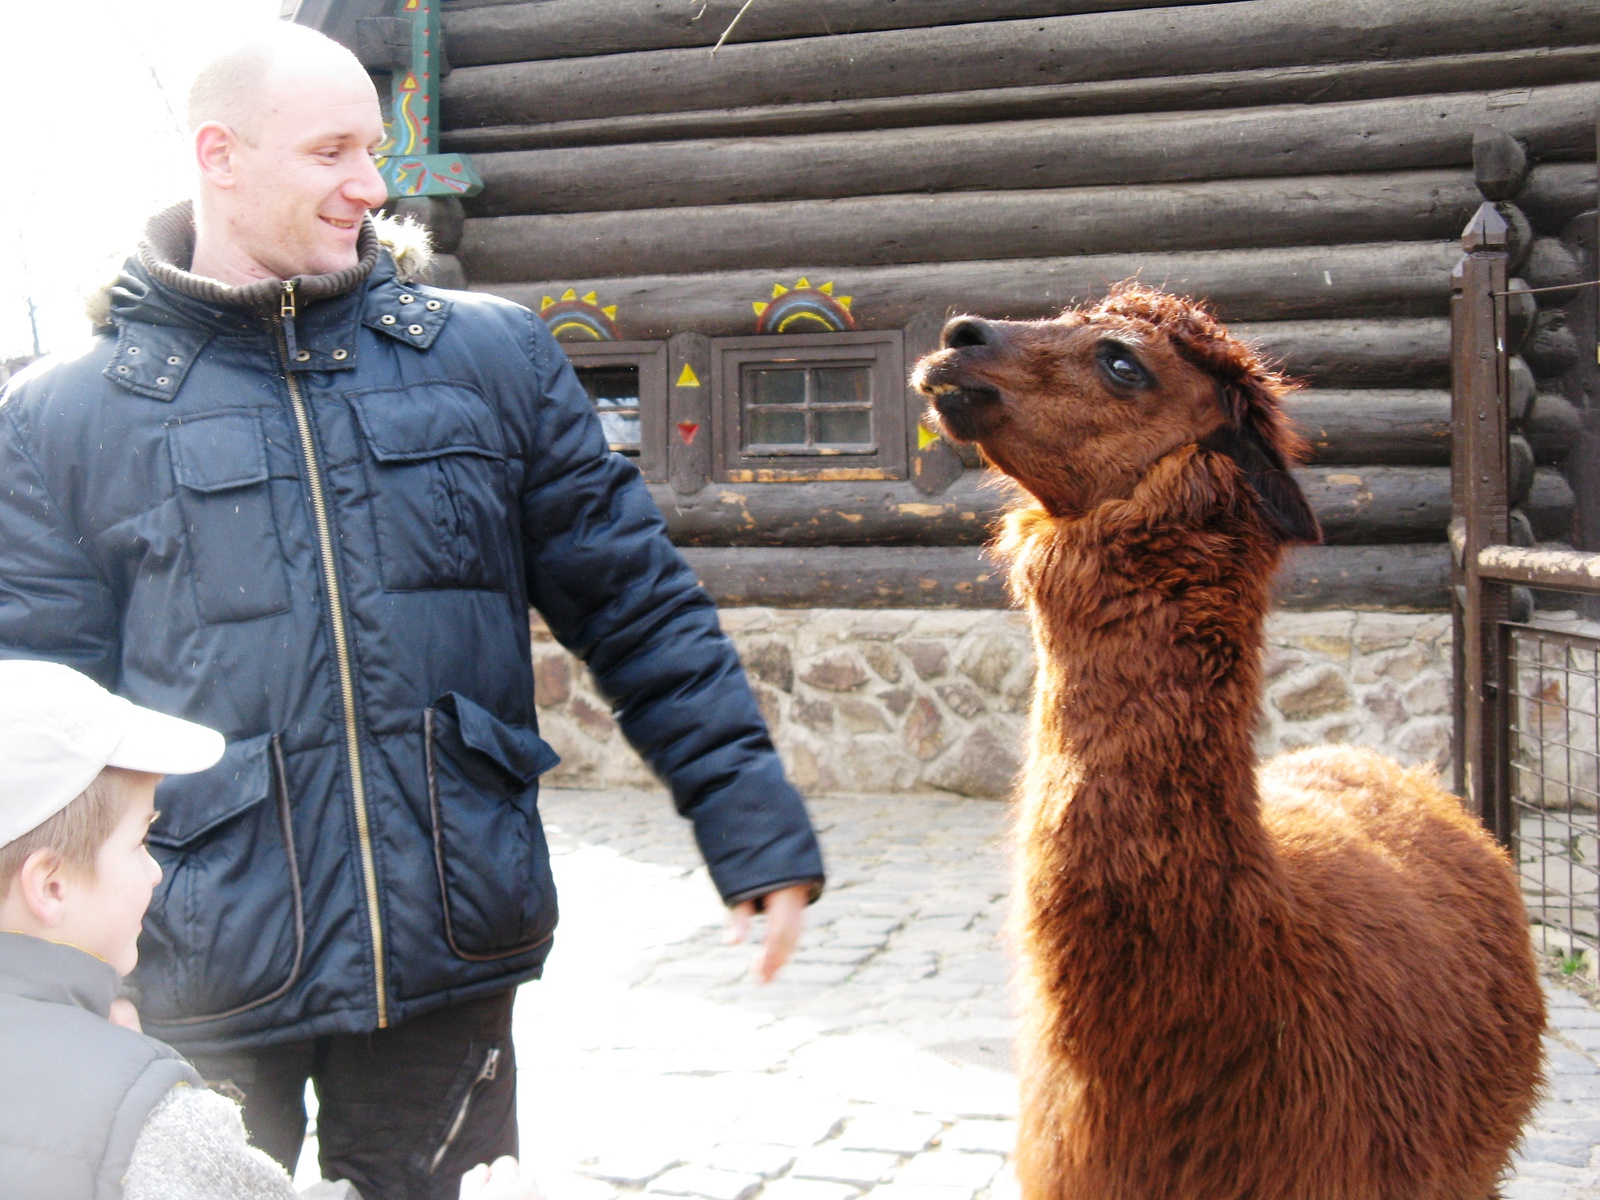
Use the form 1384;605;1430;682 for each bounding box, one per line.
1451;202;1512;839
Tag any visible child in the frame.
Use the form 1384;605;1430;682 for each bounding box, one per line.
0;660;538;1200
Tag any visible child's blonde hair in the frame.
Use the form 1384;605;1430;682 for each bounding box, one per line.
0;767;138;882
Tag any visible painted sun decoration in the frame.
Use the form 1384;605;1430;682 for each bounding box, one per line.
540;290;622;341
753;279;855;334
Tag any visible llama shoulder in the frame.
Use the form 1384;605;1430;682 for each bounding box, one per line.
1256;745;1523;956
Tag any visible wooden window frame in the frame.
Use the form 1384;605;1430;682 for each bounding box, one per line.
561;340;669;483
710;330;907;483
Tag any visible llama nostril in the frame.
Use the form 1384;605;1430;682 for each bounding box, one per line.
942;317;994;350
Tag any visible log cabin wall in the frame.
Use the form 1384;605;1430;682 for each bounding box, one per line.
293;0;1600;788
379;0;1600;614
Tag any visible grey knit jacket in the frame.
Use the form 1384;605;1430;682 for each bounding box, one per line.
124;1087;357;1200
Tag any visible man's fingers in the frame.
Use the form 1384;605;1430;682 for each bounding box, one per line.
725;900;755;946
753;884;809;983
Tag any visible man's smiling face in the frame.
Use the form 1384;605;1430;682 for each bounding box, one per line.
216;56;387;280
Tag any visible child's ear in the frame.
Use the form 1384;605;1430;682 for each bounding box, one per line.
17;848;72;928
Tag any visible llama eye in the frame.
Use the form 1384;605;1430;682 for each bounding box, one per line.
1098;345;1149;388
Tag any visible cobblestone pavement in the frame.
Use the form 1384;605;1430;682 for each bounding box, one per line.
294;788;1600;1199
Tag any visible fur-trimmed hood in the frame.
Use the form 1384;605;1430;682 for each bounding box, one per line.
85;202;434;332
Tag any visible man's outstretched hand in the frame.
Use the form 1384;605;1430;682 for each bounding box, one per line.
725;883;810;983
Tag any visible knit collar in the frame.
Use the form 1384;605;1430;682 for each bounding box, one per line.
0;930;118;1018
138;200;380;315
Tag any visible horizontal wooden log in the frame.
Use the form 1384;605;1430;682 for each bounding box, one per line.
460;170;1481;281
444;0;1223;66
1528;466;1578;540
442;0;1600;128
1231;318;1449;388
654;474;1001;547
462;84;1600;217
480;240;1461;337
681;545;1011;608
1287;391;1449;465
1518;162;1596;234
1297;466;1451;544
443;47;1600;153
1272;544;1450;611
1284;391;1571;466
1526;393;1582;462
648;465;1501;546
677;543;1451;610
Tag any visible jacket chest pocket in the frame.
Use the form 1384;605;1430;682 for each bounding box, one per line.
168;412;293;624
349;385;514;592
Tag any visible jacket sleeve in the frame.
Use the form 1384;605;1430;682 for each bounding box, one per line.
514;314;824;905
0;402;123;687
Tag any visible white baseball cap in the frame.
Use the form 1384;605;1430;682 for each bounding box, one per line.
0;659;225;848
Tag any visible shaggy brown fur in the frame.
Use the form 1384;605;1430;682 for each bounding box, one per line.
912;283;1545;1200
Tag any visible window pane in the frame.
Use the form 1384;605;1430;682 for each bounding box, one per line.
597;411;641;447
575;365;641;454
815;408;872;445
578;365;639;407
749;368;806;406
814;365;871;405
748;409;806;446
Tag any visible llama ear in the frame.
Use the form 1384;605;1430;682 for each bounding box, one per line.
1203;383;1323;547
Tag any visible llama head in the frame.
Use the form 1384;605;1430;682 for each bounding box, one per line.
911;282;1321;545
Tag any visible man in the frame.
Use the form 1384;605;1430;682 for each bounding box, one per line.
0;21;823;1197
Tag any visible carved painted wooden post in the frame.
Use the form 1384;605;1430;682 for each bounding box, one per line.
375;0;482;200
904;311;964;496
1451;202;1512;839
667;333;713;494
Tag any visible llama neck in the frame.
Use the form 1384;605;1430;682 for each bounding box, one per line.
1010;450;1287;931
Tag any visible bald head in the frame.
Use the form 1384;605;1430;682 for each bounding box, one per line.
186;22;388;287
187;22;370;146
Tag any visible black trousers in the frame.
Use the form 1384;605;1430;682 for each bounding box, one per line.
187;991;518;1200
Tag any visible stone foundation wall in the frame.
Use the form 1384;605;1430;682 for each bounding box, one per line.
533;608;1454;798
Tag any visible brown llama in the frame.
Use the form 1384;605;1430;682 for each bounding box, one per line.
911;283;1545;1200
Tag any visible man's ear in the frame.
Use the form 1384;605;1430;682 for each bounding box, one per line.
194;121;240;190
1205;380;1322;547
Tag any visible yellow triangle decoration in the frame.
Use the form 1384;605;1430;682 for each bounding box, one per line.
602;305;617;319
917;424;940;450
540;295;556;311
560;288;577;301
818;282;833;294
796;277;810;290
582;291;598;304
752;301;769;317
771;284;789;298
837;296;853;311
676;363;701;387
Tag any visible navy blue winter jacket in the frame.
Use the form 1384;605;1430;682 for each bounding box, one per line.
0;207;823;1053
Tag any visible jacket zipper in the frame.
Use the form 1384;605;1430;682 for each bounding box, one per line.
430;1046;502;1173
276;279;389;1028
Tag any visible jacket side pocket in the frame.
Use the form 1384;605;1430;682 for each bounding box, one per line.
136;732;305;1026
424;694;559;960
167;412;292;623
